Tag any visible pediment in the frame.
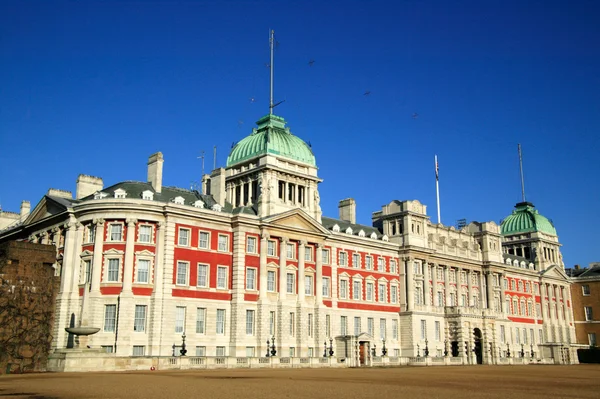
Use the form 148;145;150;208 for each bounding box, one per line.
357;332;374;341
135;249;155;257
25;196;70;225
262;209;331;236
103;248;124;256
541;265;569;281
80;250;94;257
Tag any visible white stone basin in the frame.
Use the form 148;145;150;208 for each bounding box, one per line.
65;327;100;336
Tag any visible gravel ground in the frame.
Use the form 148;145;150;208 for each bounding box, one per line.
1;365;599;399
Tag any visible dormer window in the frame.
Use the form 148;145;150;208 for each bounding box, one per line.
114;188;127;199
94;191;108;200
172;196;185;205
141;190;154;201
332;224;340;232
370;232;377;239
345;227;353;235
358;230;366;237
212;204;222;212
193;200;205;208
382;235;389;242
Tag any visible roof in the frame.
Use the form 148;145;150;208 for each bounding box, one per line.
500;202;557;236
226;114;316;167
321;216;383;238
566;265;600;279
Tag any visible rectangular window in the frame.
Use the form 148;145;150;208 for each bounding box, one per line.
104;305;116;332
247;236;257;253
246;268;257;290
585;306;593;321
583;285;591;296
246;310;255;335
83;259;92;284
322;277;330;297
178;228;190;246
378;283;386;302
139;225;152;243
515;328;520;344
391;285;398;304
366;282;374;301
435;321;440;341
308;347;314;357
353;280;361;300
110;224;123;241
365;256;373;270
197;264;208;287
500;325;505;342
107;259;119;282
322;249;330;264
269;311;276;335
175;306;186;333
392;319;399;340
352;253;360;268
133;346;145;356
539;329;544;344
196;346;206;357
308;313;313;337
437;291;443;307
354;316;361;336
368;317;374;336
176;262;188;285
137;259;150;283
420;319;426;340
289;347;295;357
523;328;528;344
134;305;147;332
246;347;255;357
339;251;347;266
289;312;295;336
217;266;227;289
86;224;96;243
340;279;348;299
589;333;597;347
530;328;535;345
390;259;397;273
102;345;114;353
305;246;313;262
199;231;210;249
218;234;229;252
267;270;276;292
341;316;348;335
380;318;386;340
267;240;276;256
286;273;295;294
216;346;226;357
196;308;206;334
450;292;456;306
377;257;385;272
287;243;295;259
216;309;226;334
305;275;313;295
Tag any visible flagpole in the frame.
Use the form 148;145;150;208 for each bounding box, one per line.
435;155;441;224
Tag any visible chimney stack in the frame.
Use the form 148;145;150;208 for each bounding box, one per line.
210;168;226;206
338;198;356;224
20;200;30;222
76;175;104;199
148;152;164;193
574;264;580;270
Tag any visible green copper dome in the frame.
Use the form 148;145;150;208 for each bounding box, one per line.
226;114;316;167
500;202;557;236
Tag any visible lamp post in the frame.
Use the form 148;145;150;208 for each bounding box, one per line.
324;341;328;358
507;343;511;358
424;339;429;357
382;339;387;356
372;344;377;357
444;339;448;357
328;338;334;357
180;332;187;356
464;341;468;357
172;343;176;357
417;344;420;358
520;343;525;358
270;335;277;357
266;338;271;357
530;344;535;359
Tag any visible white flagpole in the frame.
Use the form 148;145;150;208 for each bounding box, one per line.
435;155;441;224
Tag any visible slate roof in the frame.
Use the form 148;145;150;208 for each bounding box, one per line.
321;216;383;238
566;264;600;279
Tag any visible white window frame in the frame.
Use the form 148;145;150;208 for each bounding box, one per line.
352;253;360;268
108;223;123;242
582;285;590;296
196;308;206;334
218;234;229;252
322;248;330;265
341;316;348;335
267;270;276;292
216;266;228;289
585;306;593;321
247;236;257;254
305;245;313;262
322;277;330;297
104;304;117;332
391;285;398;304
286;272;295;294
339;278;348;299
216;309;226;335
178;228;190;247
175;306;186;334
176;261;189;286
378;283;386;303
366;282;374;301
339;251;348;267
390;259;397;274
138;224;153;244
107;258;120;282
353;280;362;300
267;240;276;256
286;243;296;259
136;258;151;284
304;274;314;296
198;231;210;249
197;263;209;288
246;267;257;291
246;310;255;335
365;256;373;270
392;319;399;340
134;305;147;332
377;257;385;272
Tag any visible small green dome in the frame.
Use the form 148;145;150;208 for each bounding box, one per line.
500;202;557;236
226;114;316;167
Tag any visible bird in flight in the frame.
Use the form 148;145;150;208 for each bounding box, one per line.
249;97;256;103
308;59;315;67
412;113;419;119
364;90;371;96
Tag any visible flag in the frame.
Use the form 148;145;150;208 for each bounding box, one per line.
435;155;439;181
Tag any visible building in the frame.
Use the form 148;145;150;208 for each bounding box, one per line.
567;263;600;347
0;112;578;370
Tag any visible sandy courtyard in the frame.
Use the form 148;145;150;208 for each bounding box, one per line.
1;365;599;399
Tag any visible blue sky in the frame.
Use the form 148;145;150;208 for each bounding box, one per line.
1;1;598;267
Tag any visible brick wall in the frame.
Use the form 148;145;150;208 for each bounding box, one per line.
570;280;600;345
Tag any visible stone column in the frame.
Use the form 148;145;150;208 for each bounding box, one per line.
485;272;494;311
60;222;78;294
122;219;137;293
247;179;253;205
148;221;166;355
467;269;473;307
259;232;269;299
316;243;323;303
406;258;414;310
298;241;306;298
432;263;438;307
423;261;430;306
90;219;105;293
499;273;506;313
279;237;288;299
444;266;451;306
70;223;85;293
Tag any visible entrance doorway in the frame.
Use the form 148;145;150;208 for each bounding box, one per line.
359;342;368;365
473;328;483;364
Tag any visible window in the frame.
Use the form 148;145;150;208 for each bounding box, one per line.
352;253;360;268
583;285;591;296
139;225;152;243
305;246;313;262
218;234;229;252
413;262;421;275
178;228;190;246
339;279;348;299
523;328;528;344
391;285;398;304
137;259;150;283
377;257;385;272
246;310;255;335
450;292;456;306
305;275;313;295
322;277;330;297
175;306;186;333
322;249;330;264
142;190;154;200
380;319;386;339
102;346;114;354
109;224;123;241
420;319;426;340
199;231;210;249
368;317;374;336
134;305;147;332
246;347;255;357
216;346;226;356
339;251;347;266
246;268;257;290
500;325;505;343
437;291;443;307
286;243;295;259
530;328;535;345
286;273;295;294
132;346;145;356
247;236;257;253
289;347;295;357
104;305;116;332
86;224;96;243
378;283;386;302
217;266;228;289
366;282;374;301
308;313;313;337
365;256;373;270
585;306;593;321
196;346;206;356
392;319;399;339
515;328;520;344
289;312;295;336
216;309;226;334
196;308;206;334
434;321;440;341
269;311;276;335
341;316;348;335
82;259;91;284
589;333;597;347
196;264;208;288
107;259;119;282
267;240;276;256
267;270;276;292
353;280;362;300
390;260;397;274
354;317;361;335
176;262;189;285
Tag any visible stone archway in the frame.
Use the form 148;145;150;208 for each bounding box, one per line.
473;328;483;365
